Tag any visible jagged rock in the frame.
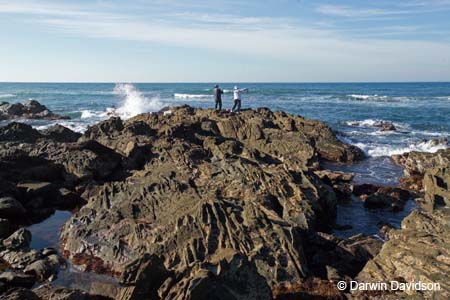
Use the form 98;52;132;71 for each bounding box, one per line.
352;184;410;210
304;232;382;280
28;140;123;181
423;166;450;209
357;151;450;299
315;170;354;201
23;254;64;281
2;229;31;250
0;100;69;120
392;148;450;191
356;208;450;299
58;106;365;295
0;249;42;270
0;271;36;288
41;125;82;143
0;123;42;143
158;254;272;300
116;254;171;300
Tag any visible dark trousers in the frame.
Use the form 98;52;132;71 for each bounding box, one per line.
215;99;222;110
232;99;241;112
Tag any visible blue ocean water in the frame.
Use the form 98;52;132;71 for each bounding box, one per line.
2;82;449;237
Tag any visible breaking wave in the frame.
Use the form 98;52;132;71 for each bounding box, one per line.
355;140;448;157
0;94;15;99
114;83;164;119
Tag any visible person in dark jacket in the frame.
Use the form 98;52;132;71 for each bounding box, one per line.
213;84;224;111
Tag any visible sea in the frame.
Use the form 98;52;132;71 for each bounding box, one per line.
2;82;450;238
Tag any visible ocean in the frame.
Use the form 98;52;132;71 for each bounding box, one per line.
2;82;450;237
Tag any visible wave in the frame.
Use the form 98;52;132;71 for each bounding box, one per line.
0;94;15;99
348;94;410;102
35;121;89;133
174;93;212;99
114;83;164;119
356;140;448;157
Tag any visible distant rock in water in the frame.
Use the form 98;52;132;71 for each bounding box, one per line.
0;100;69;120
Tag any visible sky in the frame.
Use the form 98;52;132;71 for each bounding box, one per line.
1;0;450;82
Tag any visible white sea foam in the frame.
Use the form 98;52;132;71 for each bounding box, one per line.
114;83;164;119
35;121;88;133
356;140;448;157
348;94;409;102
174;93;211;99
0;94;15;99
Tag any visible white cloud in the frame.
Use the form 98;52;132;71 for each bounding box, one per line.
0;0;449;81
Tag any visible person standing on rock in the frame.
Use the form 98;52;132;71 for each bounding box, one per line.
231;86;248;113
213;84;224;111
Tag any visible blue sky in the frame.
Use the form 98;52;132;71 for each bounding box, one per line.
1;0;450;82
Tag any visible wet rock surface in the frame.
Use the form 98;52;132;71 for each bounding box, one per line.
392;148;450;192
356;150;450;300
0;100;69;121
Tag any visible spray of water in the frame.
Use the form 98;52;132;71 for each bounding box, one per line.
113;83;163;119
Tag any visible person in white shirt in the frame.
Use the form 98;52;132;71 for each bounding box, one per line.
231;86;248;113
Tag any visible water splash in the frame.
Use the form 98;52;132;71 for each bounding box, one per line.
114;83;163;119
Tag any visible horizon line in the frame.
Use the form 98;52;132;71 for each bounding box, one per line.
1;81;450;84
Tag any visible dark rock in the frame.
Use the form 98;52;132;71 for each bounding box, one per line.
352;184;411;210
0;271;36;288
0;287;40;300
0;197;26;220
23;254;64;281
304;232;382;280
0;218;16;239
0;100;69;120
0;123;42;143
41;125;82;143
2;229;31;250
376;121;396;131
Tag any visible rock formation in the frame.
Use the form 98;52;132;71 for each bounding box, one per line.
0;100;69;120
356;150;450;299
0;105;385;299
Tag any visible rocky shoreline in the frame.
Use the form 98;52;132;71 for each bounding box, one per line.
0;103;448;299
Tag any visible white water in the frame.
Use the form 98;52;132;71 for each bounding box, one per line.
0;94;15;99
114;83;164;119
356;140;448;157
174;93;211;99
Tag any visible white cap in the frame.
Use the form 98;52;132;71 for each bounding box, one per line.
234;86;238;89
